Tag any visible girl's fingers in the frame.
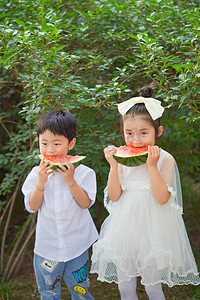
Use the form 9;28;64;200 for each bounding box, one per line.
148;146;160;154
150;146;155;155
104;146;117;157
148;145;151;155
104;145;116;151
154;146;160;156
147;146;160;167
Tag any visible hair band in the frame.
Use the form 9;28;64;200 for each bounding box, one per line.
118;96;164;120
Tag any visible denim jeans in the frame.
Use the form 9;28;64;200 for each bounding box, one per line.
33;249;94;300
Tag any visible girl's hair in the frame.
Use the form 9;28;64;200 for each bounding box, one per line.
120;86;161;137
36;110;77;142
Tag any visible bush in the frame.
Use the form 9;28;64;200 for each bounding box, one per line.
0;0;199;281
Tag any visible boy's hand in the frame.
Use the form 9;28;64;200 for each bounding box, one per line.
57;159;75;186
37;158;54;188
104;145;118;168
146;145;161;168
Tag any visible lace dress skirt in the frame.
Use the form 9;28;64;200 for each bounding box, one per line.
91;184;200;287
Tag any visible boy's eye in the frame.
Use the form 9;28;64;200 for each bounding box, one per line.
55;143;61;146
42;142;47;145
141;132;147;135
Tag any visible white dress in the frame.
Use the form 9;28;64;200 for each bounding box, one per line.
91;149;200;287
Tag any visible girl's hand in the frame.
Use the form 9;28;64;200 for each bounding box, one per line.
37;158;54;188
57;158;75;186
104;145;118;168
146;145;161;168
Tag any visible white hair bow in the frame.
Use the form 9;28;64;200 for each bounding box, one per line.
118;97;164;120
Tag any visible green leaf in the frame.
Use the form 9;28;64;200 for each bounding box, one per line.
15;18;25;27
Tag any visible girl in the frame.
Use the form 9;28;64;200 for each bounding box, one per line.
91;87;200;300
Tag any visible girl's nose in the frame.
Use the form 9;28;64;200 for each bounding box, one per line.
132;134;142;145
133;140;143;148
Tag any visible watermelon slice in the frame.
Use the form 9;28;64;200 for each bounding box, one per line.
113;145;148;167
39;154;86;169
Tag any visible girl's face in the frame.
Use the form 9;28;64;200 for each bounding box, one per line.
123;115;163;147
39;130;76;157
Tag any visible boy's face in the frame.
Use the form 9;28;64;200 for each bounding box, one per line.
39;130;76;157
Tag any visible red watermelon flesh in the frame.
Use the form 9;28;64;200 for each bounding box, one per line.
39;154;86;169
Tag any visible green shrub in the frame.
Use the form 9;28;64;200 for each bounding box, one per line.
0;0;199;282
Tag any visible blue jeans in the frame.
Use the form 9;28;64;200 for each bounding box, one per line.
33;250;94;300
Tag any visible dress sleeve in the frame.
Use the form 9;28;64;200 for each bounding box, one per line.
160;154;183;214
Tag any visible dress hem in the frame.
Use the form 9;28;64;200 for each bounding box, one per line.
90;271;200;287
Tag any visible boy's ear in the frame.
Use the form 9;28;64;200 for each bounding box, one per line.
68;138;76;150
157;126;163;138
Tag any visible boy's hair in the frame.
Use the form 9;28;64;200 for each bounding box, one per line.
36;110;77;142
120;85;161;137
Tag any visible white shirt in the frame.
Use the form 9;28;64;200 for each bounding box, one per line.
22;164;98;262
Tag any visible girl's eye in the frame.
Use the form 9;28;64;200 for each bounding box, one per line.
42;143;47;145
141;132;147;136
127;132;133;136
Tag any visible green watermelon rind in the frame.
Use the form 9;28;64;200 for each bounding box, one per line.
38;155;86;169
113;151;148;167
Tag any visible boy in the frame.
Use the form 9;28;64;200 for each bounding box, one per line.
22;110;98;300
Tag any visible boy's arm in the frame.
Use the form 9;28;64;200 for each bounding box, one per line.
104;146;122;202
57;161;93;209
147;146;171;205
29;159;54;211
29;184;44;211
67;181;91;208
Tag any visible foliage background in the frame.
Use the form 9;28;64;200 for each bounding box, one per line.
0;0;199;297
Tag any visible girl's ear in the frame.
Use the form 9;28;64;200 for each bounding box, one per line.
69;138;76;150
157;126;163;138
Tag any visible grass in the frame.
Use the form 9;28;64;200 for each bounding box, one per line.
1;262;200;299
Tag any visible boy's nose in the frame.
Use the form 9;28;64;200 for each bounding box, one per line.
47;145;54;154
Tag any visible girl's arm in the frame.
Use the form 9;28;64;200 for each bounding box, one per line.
147;146;171;205
29;159;55;211
104;146;122;202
